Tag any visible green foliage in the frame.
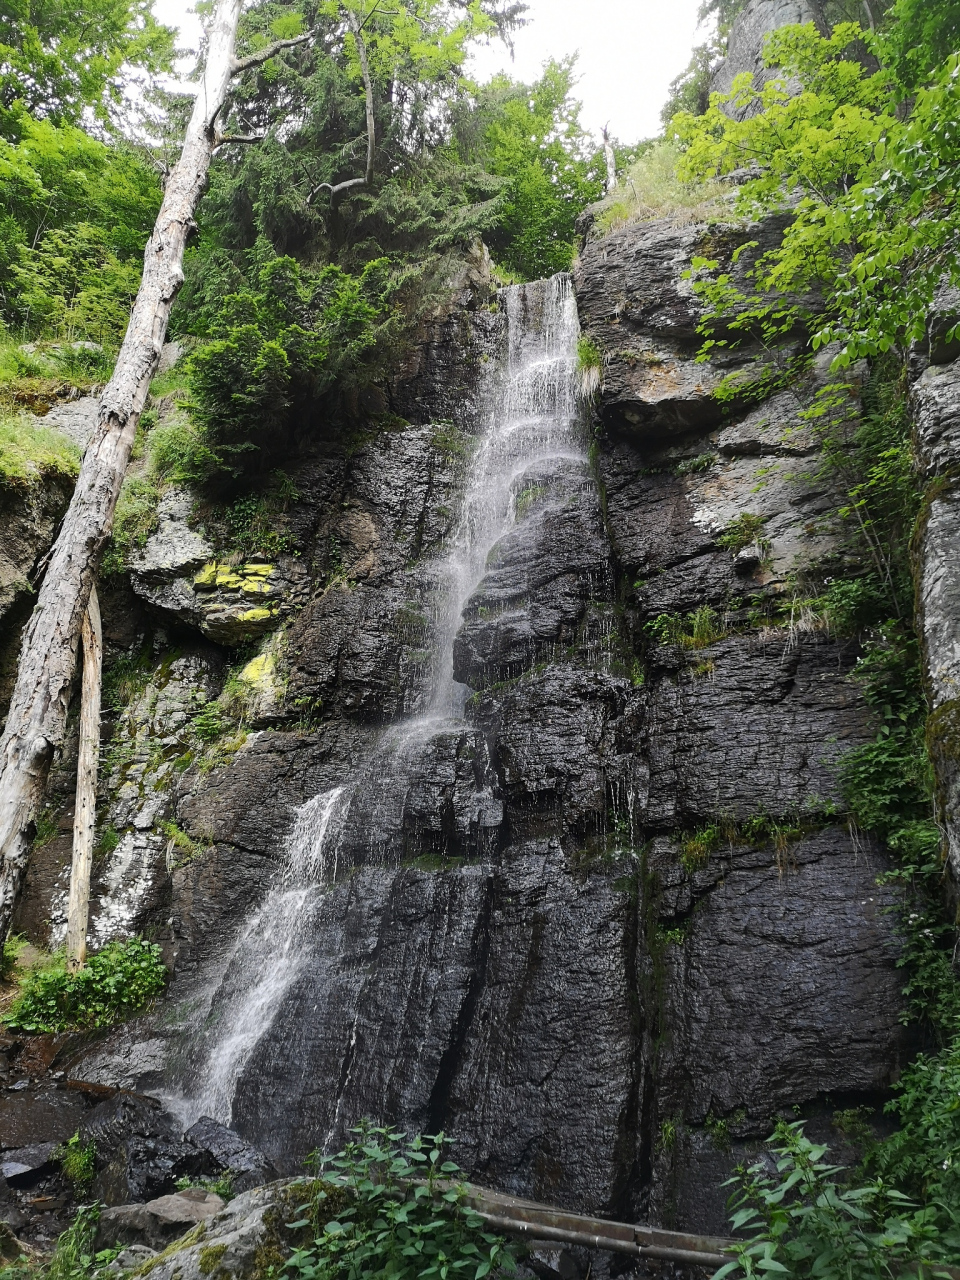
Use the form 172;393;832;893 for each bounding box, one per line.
176;1173;235;1201
56;1133;96;1192
184;255;406;486
869;1037;960;1215
882;0;960;94
576;334;602;400
192;701;229;743
94;824;121;858
209;479;300;559
0;411;79;489
101;475;161;575
473;60;604;279
45;1206;105;1280
0;0;173;133
174;0;524;345
3;937;167;1033
676;452;717;475
648;606;725;649
716;512;769;554
0;933;27;980
287;1123;516;1280
680;823;723;872
661;38;724;125
0;115;161;341
32;806;58;847
159;820;211;866
672;17;960;368
718;1119;953;1279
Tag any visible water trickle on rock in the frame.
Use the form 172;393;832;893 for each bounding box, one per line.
171;274;586;1129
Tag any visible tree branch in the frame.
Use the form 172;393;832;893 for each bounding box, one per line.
308;175;368;201
214;132;266;149
306;7;376;204
231;30;314;75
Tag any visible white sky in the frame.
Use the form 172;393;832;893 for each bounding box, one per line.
152;0;707;143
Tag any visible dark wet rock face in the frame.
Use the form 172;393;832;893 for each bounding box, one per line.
4;226;909;1246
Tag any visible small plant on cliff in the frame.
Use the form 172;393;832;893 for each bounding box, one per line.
3;938;167;1034
716;513;769;557
576;334;603;401
285;1123;515;1280
0;933;27;981
56;1133;96;1192
649;607;726;650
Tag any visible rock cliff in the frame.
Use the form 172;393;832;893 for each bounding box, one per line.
0;214;911;1244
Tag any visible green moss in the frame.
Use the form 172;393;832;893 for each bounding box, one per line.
198;1245;227;1275
237;607;273;624
927;697;960;765
252;1180;352;1280
56;1133;96;1190
129;1223;207;1277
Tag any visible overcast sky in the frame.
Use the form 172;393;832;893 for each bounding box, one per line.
152;0;707;142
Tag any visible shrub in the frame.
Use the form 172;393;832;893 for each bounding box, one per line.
3;937;167;1033
721;1105;960;1279
286;1123;515;1280
185;255;404;487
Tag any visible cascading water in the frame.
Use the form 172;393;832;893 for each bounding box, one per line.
174;785;350;1122
171;274;585;1130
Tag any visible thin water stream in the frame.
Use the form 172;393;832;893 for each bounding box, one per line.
171;274;584;1127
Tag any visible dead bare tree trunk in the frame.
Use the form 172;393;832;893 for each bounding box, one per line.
0;0;310;940
64;586;102;971
602;126;617;193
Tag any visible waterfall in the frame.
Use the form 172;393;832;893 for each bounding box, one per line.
175;785;350;1122
171;274;584;1128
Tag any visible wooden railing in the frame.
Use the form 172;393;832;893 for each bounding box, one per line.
457;1183;960;1278
458;1183;734;1269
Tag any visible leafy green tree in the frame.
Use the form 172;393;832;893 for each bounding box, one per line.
671;20;960;364
0;0;174;135
881;0;960;91
0;114;161;338
467;59;604;279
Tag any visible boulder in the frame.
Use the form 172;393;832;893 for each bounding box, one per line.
128;490;309;645
184;1117;278;1193
103;1244;159;1274
96;1190;225;1251
105;1179;320;1280
79;1095;208;1206
0;1143;58;1187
